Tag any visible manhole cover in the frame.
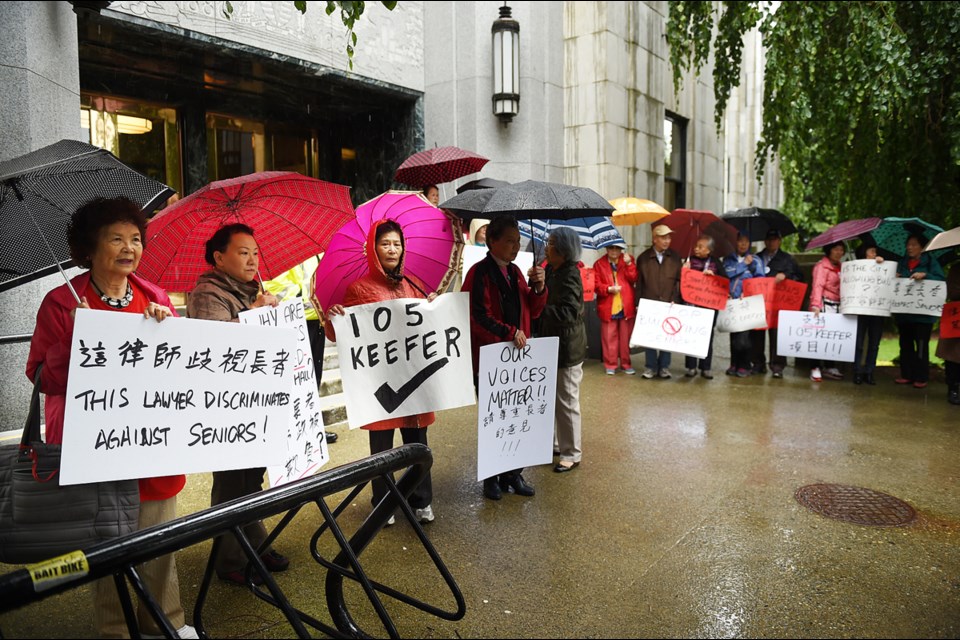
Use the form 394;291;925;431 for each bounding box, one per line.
795;484;917;526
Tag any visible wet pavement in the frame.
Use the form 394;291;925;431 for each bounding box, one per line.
2;360;959;638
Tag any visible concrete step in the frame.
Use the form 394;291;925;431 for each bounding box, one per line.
322;346;339;371
319;369;342;397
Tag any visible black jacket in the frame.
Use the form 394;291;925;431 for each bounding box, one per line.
540;260;587;368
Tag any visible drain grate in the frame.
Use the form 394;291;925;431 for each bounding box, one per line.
795;483;917;527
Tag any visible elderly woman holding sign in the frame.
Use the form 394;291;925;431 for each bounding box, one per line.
462;215;547;499
187;223;289;585
808;241;846;382
894;235;945;388
26;197;196;639
540;227;587;473
325;219;438;525
681;235;722;379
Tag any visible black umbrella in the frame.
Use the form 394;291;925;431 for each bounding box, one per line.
440;179;615;222
0;140;174;298
720;206;797;240
456;177;510;194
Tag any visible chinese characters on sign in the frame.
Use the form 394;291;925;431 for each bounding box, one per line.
240;299;328;487
477;337;558;481
329;293;475;429
776;310;858;362
62;309;296;485
889;278;947;317
839;260;897;316
716;295;767;333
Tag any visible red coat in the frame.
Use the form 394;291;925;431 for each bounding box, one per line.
26;271;184;501
593;254;638;321
462;253;547;375
324;220;435;431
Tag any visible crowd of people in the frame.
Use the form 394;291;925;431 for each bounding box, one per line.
24;192;958;637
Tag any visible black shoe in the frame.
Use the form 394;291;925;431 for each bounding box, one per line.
949;386;960;405
512;474;535;496
553;461;579;473
325;431;338;444
261;550;290;572
854;373;863;385
771;370;783;379
483;478;502;500
865;373;876;385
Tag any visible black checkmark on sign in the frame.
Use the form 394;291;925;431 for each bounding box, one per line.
374;357;450;414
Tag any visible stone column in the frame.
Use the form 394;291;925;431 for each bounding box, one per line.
0;1;83;435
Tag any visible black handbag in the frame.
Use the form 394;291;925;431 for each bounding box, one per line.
0;365;140;564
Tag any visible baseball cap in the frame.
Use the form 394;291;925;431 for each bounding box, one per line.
652;224;673;237
765;228;781;239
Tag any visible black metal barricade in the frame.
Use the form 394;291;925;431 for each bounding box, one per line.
0;443;465;638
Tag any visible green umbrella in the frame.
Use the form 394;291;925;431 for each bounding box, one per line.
865;216;952;263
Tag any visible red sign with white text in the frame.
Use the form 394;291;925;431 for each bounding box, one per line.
742;278;808;329
680;269;730;311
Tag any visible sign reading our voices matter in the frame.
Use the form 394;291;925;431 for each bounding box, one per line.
240;299;328;487
477;337;558;481
329;293;475;428
630;298;716;358
62;309;296;485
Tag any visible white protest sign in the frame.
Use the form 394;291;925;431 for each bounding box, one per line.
477;337;558;481
777;310;858;362
839;260;896;316
462;244;535;281
62;309;295;485
889;278;947;317
329;293;475;428
716;295;767;333
240;299;328;487
629;299;716;358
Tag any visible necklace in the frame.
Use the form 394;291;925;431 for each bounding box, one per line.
91;279;133;309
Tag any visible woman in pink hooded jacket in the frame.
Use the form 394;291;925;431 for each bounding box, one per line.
808;240;845;382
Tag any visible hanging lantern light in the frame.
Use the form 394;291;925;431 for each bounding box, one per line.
491;3;520;123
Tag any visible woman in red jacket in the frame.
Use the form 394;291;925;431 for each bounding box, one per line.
26;197;196;639
593;243;638;375
326;219;438;524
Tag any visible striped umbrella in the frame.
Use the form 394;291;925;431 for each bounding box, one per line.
518;217;624;251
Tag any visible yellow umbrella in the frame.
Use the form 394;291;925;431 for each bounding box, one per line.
608;197;669;225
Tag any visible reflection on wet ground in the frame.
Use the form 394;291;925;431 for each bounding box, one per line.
2;362;958;638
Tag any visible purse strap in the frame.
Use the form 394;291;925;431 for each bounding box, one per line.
19;364;44;449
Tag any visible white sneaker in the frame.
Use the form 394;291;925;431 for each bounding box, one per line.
810;367;822;382
415;504;435;523
142;625;199;639
385;515;396;526
658;368;672;379
641;368;656;379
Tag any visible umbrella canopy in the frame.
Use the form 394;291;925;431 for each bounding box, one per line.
608;197;670;226
721;206;797;239
925;226;960;253
866;216;948;262
456;177;510;194
138;172;353;292
805;218;883;251
439;180;615;222
394;146;489;188
0;139;174;295
312;191;464;313
659;208;738;259
518;217;624;252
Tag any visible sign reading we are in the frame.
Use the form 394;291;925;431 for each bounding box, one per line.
62;309;296;485
680;269;730;311
240;299;328;487
477;337;558;481
742;277;807;329
329;293;475;428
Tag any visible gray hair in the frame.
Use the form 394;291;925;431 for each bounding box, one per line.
548;226;582;263
697;234;715;252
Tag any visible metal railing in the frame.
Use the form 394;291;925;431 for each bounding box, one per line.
0;443;465;638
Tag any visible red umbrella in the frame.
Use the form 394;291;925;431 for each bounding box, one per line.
658;208;738;259
139;172;354;292
394;146;489;187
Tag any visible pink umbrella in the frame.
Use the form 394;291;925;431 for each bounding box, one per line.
394;146;489;187
805;218;883;250
312;191;464;313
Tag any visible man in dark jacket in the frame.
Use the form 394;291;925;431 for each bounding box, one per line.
635;224;683;378
751;228;803;377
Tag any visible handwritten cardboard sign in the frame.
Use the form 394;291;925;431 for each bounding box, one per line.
329;293;475;428
890;278;947;317
940;302;960;339
240;299;328;487
62;309;296;485
742;277;808;328
716;295;768;333
629;298;716;358
839;260;897;316
777;310;858;362
680;269;730;311
477;337;558;481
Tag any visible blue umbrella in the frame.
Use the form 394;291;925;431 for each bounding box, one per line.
518;216;624;252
